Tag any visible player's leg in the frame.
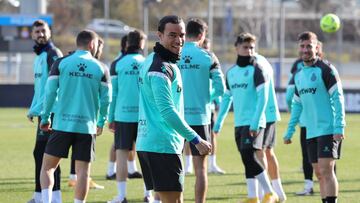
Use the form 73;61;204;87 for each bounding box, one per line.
72;133;96;202
184;142;193;175
307;137;326;202
296;127;314;196
127;143;142;179
317;135;341;203
106;143;117;180
208;111;225;174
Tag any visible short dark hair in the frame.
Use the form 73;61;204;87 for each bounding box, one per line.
127;30;146;48
186;18;207;38
31;19;49;30
297;31;318;42
234;32;256;46
121;35;128;53
76;29;98;47
158;15;184;33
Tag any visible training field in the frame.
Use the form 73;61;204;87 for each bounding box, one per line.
1;108;359;203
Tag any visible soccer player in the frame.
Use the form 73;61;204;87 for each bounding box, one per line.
107;29;150;203
178;18;225;203
284;31;345;203
213;32;278;203
27;19;63;203
201;37;226;175
39;29;111;203
286;41;323;196
255;54;286;201
68;38;106;190
136;15;212;203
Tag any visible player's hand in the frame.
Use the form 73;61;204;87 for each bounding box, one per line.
195;139;212;155
249;130;258;137
333;134;344;141
96;127;103;136
284;139;292;144
40;122;51;132
27;114;34;123
108;122;115;133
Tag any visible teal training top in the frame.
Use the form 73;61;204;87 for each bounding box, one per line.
286;58;305;126
28;42;63;117
178;42;225;125
108;49;145;122
213;56;268;132
255;54;281;123
284;58;345;140
136;43;200;154
41;50;111;134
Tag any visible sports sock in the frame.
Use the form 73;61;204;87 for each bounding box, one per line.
208;155;216;168
117;181;126;200
74;199;85;203
257;180;264;200
304;179;314;190
69;174;77;181
34;192;42;203
271;179;286;200
246;178;258;198
52;190;62;203
185;155;193;171
41;189;51;203
144;184;152;197
107;161;116;175
255;171;273;194
127;160;137;174
326;196;337;203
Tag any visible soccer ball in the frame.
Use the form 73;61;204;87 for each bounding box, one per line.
320;13;341;33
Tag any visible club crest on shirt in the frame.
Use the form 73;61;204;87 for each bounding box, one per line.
244;70;249;77
311;73;317;81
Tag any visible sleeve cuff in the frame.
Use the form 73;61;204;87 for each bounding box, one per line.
190;135;201;145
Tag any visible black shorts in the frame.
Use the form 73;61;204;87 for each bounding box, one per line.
306;135;342;164
137;151;184;192
263;122;276;149
235;126;264;151
189;125;210;156
45;130;96;162
114;122;138;150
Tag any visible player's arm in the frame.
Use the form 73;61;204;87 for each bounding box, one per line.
250;65;269;132
149;70;211;154
323;65;346;139
40;59;61;129
283;86;302;144
212;76;232;133
97;65;112;130
209;53;225;100
285;74;295;112
108;61;118;131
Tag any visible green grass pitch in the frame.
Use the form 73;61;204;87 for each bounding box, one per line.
0;108;359;202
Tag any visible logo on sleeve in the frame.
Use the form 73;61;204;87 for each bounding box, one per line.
69;63;93;79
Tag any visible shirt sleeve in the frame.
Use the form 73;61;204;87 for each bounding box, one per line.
149;71;198;142
212;90;232;133
209;53;226;101
322;65;346;134
41;59;61;125
108;61;118;122
47;48;63;72
283;88;302;140
97;64;112;127
286;73;295;112
250;65;268;131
